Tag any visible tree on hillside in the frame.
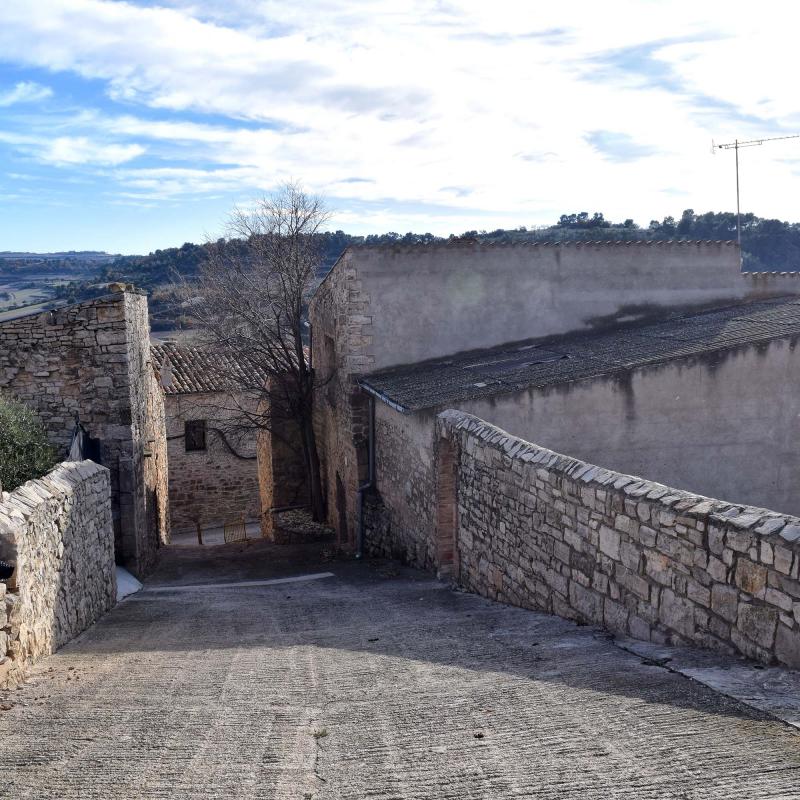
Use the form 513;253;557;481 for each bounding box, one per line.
176;182;329;523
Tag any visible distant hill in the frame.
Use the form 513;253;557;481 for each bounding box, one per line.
95;209;800;292
9;208;800;330
0;250;119;260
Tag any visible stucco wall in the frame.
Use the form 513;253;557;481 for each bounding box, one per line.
330;240;759;370
164;392;261;533
437;410;800;669
0;460;116;687
460;337;800;517
0;290;167;576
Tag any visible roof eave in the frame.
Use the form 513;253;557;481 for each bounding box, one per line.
358;380;410;414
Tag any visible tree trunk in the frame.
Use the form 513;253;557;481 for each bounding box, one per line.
301;415;325;523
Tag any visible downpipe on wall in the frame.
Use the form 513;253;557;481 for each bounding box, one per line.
355;395;376;559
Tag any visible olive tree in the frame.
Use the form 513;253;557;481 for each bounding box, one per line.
0;394;57;491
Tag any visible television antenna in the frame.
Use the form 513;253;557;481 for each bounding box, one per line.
713;134;800;246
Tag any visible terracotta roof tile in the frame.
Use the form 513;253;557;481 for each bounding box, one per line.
150;342;269;395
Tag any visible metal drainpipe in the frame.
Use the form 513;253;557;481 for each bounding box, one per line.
356;394;376;559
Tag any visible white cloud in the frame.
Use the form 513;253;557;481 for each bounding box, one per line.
0;130;144;166
45;136;145;166
0;0;799;233
0;81;53;106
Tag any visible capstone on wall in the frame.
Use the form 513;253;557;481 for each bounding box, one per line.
0;289;168;576
437;410;800;669
164;392;261;533
0;460;116;688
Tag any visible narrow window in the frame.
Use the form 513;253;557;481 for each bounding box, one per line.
185;420;207;452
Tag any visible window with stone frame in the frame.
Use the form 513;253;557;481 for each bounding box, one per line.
184;419;207;452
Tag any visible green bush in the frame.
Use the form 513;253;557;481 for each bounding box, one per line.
0;395;58;492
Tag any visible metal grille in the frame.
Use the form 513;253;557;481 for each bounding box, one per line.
223;518;248;543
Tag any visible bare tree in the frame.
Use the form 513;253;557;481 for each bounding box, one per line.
175;182;330;522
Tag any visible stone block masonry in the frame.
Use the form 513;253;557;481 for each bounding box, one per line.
0;460;116;687
0;289;169;576
438;410;800;669
164;393;261;533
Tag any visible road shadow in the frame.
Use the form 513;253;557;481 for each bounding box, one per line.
56;548;800;728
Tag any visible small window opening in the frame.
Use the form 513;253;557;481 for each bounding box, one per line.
185;420;207;452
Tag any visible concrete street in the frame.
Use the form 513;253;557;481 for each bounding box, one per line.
1;540;799;799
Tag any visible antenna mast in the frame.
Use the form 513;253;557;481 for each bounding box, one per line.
715;133;800;246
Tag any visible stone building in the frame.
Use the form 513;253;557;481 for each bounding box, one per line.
150;342;266;535
309;239;800;560
361;297;800;570
0;287;169;577
309;237;800;668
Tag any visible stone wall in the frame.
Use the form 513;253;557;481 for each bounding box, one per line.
258;389;309;539
0;460;116;687
143;358;170;546
366;403;438;568
309;258;371;546
164;392;261;533
0;289;168;576
436;410;800;669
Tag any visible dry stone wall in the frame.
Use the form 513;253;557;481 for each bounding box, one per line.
438;410;800;669
0;460;116;687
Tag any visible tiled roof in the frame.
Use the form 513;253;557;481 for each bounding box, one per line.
150;342;269;395
359;296;800;412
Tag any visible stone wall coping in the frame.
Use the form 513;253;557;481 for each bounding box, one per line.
0;461;109;525
0;287;146;329
437;409;800;546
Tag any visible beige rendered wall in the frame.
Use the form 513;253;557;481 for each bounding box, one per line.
460;337;800;517
310;239;800;546
334;240;765;371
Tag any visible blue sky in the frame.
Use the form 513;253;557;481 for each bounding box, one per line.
0;1;798;254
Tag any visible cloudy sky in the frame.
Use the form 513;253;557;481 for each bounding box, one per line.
0;0;798;254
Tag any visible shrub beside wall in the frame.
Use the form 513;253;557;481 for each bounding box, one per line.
438;410;800;669
0;394;57;492
0;460;116;687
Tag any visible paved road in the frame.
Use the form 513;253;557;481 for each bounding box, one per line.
1;540;799;799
